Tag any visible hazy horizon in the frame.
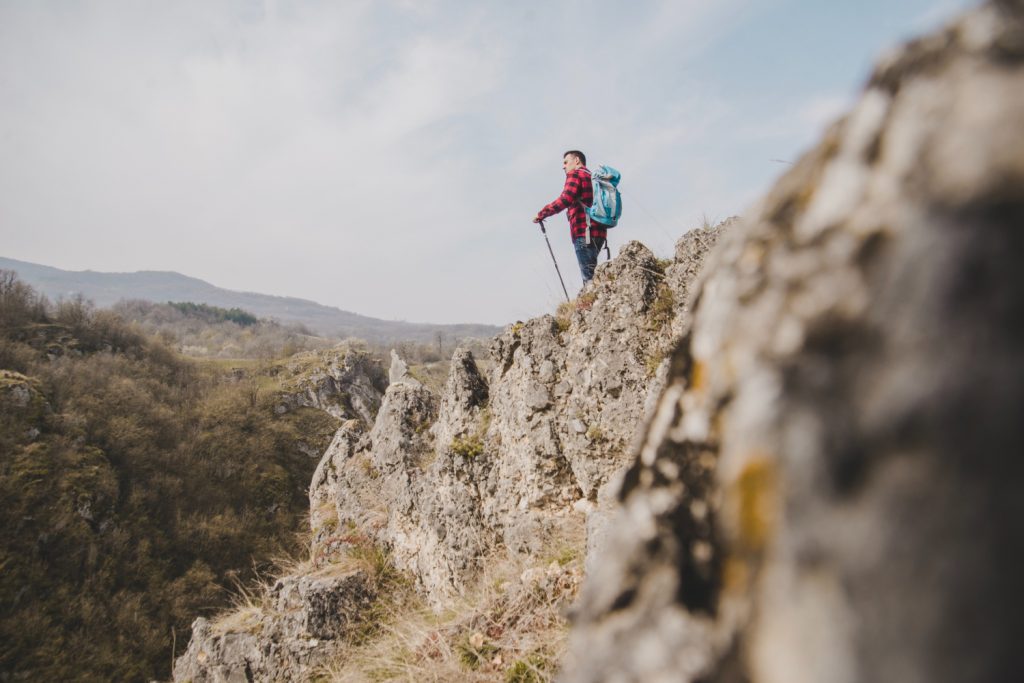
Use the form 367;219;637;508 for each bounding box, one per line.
0;253;502;327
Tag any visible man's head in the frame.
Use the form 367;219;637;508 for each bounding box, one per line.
563;150;586;173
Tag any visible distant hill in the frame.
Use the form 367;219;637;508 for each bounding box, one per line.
0;256;501;344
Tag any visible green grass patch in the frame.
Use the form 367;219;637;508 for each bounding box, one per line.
505;651;554;683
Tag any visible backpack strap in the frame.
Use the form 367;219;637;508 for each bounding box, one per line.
577;167;594;245
577;197;593;245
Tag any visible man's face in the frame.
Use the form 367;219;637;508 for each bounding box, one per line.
562;154;581;174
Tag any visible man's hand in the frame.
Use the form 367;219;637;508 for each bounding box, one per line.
533;215;542;223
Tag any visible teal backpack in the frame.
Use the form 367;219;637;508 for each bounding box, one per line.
587;165;622;227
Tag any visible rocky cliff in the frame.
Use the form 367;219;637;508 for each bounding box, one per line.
174;2;1023;681
173;233;726;681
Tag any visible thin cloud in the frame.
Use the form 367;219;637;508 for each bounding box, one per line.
0;0;979;326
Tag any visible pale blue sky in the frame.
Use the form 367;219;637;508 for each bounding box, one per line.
0;0;976;326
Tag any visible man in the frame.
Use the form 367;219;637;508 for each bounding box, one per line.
534;150;606;286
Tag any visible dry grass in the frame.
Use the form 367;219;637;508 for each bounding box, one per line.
202;489;588;683
209;532;408;645
555;291;599;333
555;302;574;333
317;525;585;683
211;573;273;636
407;360;450;393
450;434;484;459
210;604;265;636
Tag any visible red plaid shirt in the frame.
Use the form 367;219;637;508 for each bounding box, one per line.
537;167;606;241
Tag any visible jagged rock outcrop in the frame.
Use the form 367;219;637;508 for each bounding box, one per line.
175;228;725;681
431;347;489;451
277;348;388;424
309;239;727;610
564;3;1024;682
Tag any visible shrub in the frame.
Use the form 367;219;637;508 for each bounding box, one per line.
168;301;259;327
647;284;674;331
450;434;484;459
0;269;47;329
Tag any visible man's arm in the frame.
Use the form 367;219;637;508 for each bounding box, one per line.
534;171;585;222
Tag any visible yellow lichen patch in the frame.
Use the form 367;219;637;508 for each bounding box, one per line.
722;557;752;595
688;360;706;392
734;455;778;555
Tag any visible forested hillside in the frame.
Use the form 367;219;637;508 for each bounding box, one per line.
0;271;378;681
113;298;335;359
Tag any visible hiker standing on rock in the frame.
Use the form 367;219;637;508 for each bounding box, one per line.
534;150;607;286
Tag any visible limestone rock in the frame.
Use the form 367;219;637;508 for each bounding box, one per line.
323;235;725;605
300;230;730;621
666;219;734;338
280;348;388;423
270;570;376;641
564;3;1024;682
556;239;717;499
431;347;489;451
308;421;363;545
388;348;420;386
172;569;375;683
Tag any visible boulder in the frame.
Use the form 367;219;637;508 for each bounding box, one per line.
172;569;375;683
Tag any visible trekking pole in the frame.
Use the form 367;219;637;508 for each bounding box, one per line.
537;220;571;303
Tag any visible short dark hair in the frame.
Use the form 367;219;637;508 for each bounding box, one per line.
563;150;586;167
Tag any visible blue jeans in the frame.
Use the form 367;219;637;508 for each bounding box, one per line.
573;235;606;285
